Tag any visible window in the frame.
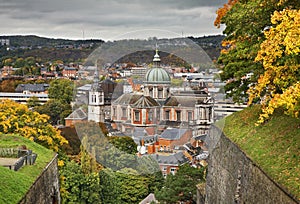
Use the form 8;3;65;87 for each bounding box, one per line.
148;109;153;122
91;95;96;103
188;111;193;121
98;94;102;103
158;90;163;98
170;167;176;175
176;110;181;121
156;109;160;121
165;110;170;120
122;108;126;117
134;110;140;121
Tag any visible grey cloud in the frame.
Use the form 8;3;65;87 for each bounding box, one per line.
0;0;226;40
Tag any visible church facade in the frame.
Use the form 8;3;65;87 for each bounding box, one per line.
110;49;214;137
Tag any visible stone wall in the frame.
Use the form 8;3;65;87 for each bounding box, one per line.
205;126;299;204
19;154;60;204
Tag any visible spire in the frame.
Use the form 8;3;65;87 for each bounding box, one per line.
92;64;102;91
153;44;160;62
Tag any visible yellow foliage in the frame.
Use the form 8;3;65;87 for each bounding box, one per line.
58;160;65;167
0;99;68;151
248;9;300;123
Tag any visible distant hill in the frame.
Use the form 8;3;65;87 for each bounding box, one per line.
0;35;223;64
0;35;104;63
189;35;225;60
0;35;104;48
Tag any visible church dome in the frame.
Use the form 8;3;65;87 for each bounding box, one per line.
145;68;171;84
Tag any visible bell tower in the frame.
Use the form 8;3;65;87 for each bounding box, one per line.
88;67;105;122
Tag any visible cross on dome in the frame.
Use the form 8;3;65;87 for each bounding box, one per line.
153;44;161;62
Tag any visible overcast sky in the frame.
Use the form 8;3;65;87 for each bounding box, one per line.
0;0;226;41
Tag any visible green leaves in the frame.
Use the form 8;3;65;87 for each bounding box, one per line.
48;79;74;104
217;0;300;102
156;164;205;203
60;161;102;204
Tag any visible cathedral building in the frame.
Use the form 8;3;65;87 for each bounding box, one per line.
111;48;214;137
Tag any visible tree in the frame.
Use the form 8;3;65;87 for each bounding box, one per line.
0;99;68;151
100;168;151;204
108;136;138;155
0;79;22;92
99;168;121;204
27;96;42;108
216;0;300;102
48;79;74;104
248;9;300;123
35;99;71;125
156;164;205;203
60;161;102;204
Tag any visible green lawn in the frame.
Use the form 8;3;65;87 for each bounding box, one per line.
222;105;300;200
0;134;55;204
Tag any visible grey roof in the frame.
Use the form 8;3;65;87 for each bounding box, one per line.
133;127;148;137
131;95;160;108
158;120;189;128
15;83;49;92
112;93;142;106
134;135;157;145
113;93;158;108
164;95;205;107
160;128;188;140
145;67;171;84
64;67;77;70
151;152;188;165
193;134;207;141
139;193;157;204
65;108;87;120
77;84;92;91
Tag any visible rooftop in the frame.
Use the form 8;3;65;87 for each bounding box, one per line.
160;128;188;140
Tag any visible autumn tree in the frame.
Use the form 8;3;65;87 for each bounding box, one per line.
216;0;300;102
248;9;300;123
214;0;238;28
0;99;68;151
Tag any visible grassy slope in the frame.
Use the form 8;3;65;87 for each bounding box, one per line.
222;105;300;199
0;134;55;204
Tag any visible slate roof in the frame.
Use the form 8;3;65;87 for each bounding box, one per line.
113;93;158;109
64;67;77;70
131;95;160;108
133;127;148;137
151;151;189;165
164;95;205;107
160;128;188;140
65;108;87;120
193;134;207;141
15;83;49;93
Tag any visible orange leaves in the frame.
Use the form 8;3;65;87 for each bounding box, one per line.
214;0;239;28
